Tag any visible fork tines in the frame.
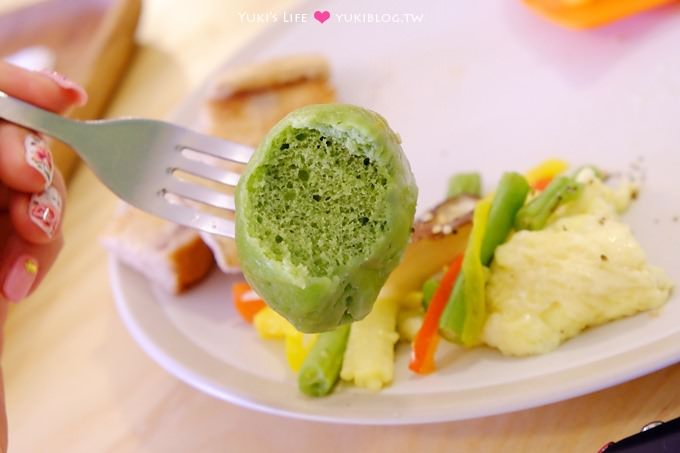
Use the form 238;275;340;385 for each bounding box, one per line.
157;132;254;237
159;201;237;238
177;130;253;165
171;157;242;187
162;178;236;211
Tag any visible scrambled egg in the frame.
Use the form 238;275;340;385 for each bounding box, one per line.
482;175;673;356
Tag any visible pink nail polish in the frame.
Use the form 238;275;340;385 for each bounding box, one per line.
28;186;63;238
24;133;54;188
38;69;88;107
3;255;38;302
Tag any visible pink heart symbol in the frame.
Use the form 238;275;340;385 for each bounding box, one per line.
314;10;330;24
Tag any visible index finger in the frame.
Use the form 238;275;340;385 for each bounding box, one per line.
0;60;87;113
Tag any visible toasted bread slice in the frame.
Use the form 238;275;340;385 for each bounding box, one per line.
102;205;214;293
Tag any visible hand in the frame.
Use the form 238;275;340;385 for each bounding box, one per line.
0;60;87;452
0;61;87;303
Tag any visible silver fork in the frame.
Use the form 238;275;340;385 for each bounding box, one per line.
0;91;253;237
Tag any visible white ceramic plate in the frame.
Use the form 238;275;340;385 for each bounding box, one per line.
111;0;680;424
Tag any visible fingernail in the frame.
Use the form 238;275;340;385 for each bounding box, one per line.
24;133;54;188
38;69;88;107
3;255;38;302
28;186;63;238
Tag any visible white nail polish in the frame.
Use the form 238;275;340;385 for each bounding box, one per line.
24;134;54;188
28;186;63;238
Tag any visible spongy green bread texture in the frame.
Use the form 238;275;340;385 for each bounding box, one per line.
235;104;417;332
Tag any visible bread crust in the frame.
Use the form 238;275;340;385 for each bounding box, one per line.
207;79;336;147
170;234;215;291
211;54;330;100
101;206;214;293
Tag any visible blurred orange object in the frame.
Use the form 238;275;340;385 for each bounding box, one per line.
523;0;678;28
232;282;267;323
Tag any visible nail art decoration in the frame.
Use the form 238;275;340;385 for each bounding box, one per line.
24;258;38;275
2;255;39;302
29;186;62;238
38;69;88;107
25;134;54;188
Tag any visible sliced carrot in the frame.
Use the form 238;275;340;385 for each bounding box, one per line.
523;0;677;29
409;255;464;374
232;282;266;323
532;176;553;191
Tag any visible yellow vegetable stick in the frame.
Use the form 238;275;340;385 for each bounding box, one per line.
397;308;424;342
340;295;400;390
285;332;318;372
525;159;569;186
400;291;423;309
253;307;318;371
253;306;293;340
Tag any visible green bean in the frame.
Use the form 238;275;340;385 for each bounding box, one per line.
480;172;530;264
439;173;528;343
438;276;465;341
447;172;482;198
438;197;490;344
515;176;583;231
421;273;443;310
298;324;350;397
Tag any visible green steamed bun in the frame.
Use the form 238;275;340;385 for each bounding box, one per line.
235;104;417;332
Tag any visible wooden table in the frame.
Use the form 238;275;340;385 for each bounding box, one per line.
3;1;679;451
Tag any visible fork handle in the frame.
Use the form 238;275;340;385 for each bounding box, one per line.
0;90;83;147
